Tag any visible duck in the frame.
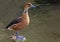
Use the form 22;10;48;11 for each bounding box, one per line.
5;2;36;40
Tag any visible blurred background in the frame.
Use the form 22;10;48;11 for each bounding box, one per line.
0;0;60;42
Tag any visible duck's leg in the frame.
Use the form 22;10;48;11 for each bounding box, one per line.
16;31;19;39
11;31;26;42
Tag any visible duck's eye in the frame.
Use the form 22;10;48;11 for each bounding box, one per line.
28;4;31;6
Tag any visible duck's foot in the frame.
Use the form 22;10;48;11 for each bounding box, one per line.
10;34;26;42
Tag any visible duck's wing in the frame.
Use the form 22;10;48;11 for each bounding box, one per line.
5;17;22;29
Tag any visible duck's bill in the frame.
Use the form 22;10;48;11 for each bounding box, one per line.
31;5;36;8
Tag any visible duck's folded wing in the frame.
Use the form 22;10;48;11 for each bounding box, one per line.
5;17;22;29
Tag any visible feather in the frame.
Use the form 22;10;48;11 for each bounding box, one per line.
5;17;22;29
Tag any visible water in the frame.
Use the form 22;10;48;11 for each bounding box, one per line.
0;0;60;42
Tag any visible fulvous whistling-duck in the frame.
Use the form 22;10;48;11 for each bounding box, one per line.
5;2;36;40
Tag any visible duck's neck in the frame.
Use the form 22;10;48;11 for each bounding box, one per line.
23;8;29;14
22;7;30;19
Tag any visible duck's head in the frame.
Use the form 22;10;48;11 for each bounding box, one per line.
24;2;36;9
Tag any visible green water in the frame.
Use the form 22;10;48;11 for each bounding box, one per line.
0;0;60;42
